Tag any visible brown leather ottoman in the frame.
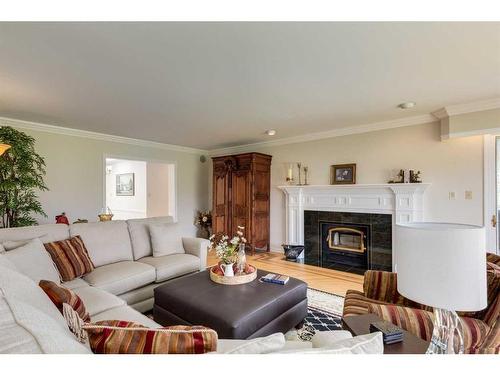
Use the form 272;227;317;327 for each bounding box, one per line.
153;269;308;339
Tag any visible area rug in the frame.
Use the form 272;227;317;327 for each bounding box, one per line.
289;288;344;341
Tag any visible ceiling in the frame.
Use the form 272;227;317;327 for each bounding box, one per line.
0;22;499;150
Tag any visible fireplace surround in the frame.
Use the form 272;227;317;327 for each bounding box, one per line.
305;210;392;274
279;183;430;273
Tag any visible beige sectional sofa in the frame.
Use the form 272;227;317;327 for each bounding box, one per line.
0;217;208;315
0;217;383;354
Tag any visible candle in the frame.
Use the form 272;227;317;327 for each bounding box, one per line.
287;167;293;180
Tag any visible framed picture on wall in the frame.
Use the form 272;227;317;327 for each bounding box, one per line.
116;173;135;196
330;163;356;185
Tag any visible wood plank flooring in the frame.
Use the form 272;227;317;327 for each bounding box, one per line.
207;252;363;296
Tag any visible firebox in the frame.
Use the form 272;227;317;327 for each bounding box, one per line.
321;222;370;273
303;210;392;275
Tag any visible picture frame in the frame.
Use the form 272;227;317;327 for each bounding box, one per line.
330;163;356;185
116;173;135;196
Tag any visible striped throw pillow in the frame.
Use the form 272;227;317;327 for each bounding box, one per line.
44;236;94;281
83;321;218;354
39;280;90;323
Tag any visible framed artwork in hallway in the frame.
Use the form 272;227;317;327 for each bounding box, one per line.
116;173;135;196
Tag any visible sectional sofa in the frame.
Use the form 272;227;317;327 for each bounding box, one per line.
0;216;383;354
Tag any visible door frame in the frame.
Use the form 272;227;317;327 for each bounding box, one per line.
102;154;178;222
483;135;498;253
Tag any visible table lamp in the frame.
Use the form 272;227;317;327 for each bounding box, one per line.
395;222;487;354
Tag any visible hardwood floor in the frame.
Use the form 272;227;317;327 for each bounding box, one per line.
207;252;363;296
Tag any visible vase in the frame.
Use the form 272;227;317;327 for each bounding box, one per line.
220;263;234;277
236;243;247;274
197;227;210;239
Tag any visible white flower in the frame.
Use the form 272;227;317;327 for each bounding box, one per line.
236;231;243;236
242;238;247;243
230;237;239;245
202;216;208;222
237;226;245;230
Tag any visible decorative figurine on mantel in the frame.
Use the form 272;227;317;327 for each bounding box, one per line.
388;169;422;183
410;170;422;183
297;162;302;185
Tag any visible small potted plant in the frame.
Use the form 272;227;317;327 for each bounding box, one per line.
195;210;212;239
209;226;246;277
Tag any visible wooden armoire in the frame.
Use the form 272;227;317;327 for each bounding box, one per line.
212;153;272;253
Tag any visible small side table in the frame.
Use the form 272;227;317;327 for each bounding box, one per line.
342;314;429;354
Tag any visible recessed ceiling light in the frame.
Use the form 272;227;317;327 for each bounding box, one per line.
398;102;416;109
265;129;276;136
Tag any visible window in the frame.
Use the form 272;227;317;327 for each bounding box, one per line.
104;157;176;220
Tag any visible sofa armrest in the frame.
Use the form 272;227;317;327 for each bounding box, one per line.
182;237;210;271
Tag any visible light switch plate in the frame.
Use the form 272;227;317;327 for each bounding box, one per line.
449;192;456;200
465;191;473;200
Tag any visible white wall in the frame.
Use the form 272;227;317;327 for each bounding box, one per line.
146;162;171;217
12;126;209;238
209;121;484;250
106;159;147;220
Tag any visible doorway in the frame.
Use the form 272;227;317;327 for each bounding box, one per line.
104;157;176;221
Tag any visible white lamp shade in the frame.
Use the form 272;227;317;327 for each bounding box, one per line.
395;222;487;311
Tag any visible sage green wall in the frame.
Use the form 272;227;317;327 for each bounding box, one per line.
12;127;209;237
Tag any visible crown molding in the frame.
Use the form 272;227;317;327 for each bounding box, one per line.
0;116;204;155
432;97;500;120
208;113;436;156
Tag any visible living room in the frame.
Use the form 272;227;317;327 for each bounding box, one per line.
0;1;498;373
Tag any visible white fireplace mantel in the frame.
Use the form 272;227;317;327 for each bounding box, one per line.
278;183;430;245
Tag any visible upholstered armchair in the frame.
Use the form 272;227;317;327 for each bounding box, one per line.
343;253;500;354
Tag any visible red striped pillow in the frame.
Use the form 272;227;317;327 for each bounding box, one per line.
39;280;90;323
44;236;94;281
83;321;218;354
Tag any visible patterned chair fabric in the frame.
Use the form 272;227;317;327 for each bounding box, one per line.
368;304;491;353
342;252;500;354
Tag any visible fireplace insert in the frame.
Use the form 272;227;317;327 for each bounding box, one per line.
303;210;392;274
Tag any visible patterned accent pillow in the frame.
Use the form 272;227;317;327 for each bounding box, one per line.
83;321;218;354
39;280;90;323
44;236;95;281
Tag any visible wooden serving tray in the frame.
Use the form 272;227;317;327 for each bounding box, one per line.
209;265;257;285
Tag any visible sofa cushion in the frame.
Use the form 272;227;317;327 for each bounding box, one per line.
0;264;67;328
62;278;89;290
84;321;217;354
83;261;156;295
39;280;91;322
117;282;167;306
138;254;199;282
149;222;185;257
0;264;90;353
91;305;161;328
0;292;42;353
0;223;70;244
4;238;60;284
127;216;174;260
44;235;95;281
224;333;286;354
0;289;90;354
74;286;125;316
70;221;133;267
277;332;384;354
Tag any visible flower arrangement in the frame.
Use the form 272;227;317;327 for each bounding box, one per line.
209;226;247;265
195;210;212;229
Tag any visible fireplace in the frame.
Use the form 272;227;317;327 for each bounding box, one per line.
304;211;392;274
